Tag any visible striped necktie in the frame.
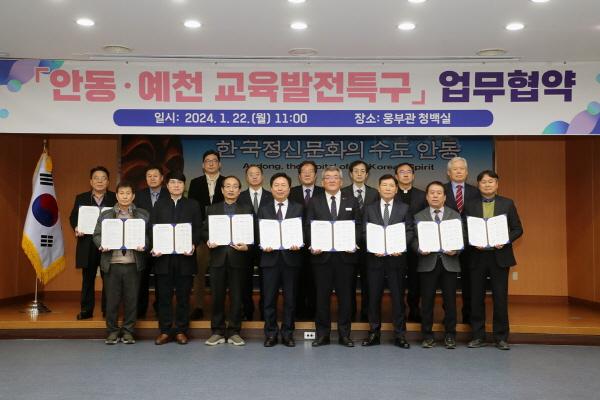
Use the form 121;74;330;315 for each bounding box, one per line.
456;184;464;213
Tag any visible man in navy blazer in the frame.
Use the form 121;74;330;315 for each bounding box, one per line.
464;170;523;350
361;174;413;348
134;164;169;318
305;166;362;347
257;173;304;347
69;166;116;320
341;160;379;322
444;157;480;324
237;164;274;321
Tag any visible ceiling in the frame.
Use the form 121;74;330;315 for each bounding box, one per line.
0;0;599;62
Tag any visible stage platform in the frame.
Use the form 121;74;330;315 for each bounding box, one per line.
1;293;599;345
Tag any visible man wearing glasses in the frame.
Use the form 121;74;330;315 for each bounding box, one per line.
187;150;225;320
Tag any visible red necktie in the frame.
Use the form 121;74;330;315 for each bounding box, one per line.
456;184;464;213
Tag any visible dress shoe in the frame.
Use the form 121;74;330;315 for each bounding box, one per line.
76;312;92;320
190;308;204;320
282;337;296;347
495;340;510;350
394;336;411;349
154;333;171;345
421;338;435;348
312;336;330;347
338;337;354;347
264;336;278;347
361;333;381;347
175;333;189;345
444;336;456;349
468;338;487;348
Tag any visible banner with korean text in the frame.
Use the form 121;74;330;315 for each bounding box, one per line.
2;59;600;135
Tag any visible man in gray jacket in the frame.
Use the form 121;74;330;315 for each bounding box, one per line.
412;181;463;349
93;181;150;345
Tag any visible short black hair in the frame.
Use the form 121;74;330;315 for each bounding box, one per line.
221;175;241;188
394;162;414;175
144;164;163;175
165;170;186;183
203;150;220;162
245;164;263;174
270;172;292;187
477;170;499;182
349;160;370;174
90;166;110;179
378;174;398;186
116;180;135;193
425;181;446;195
297;160;317;175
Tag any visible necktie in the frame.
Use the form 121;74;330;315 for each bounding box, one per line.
277;203;284;221
330;195;337;221
253;192;259;213
356;189;364;209
383;203;390;226
304;188;311;205
456;184;464;213
434;209;441;223
151;191;158;206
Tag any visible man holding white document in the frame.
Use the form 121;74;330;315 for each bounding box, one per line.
464;170;523;350
306;166;362;347
413;181;464;349
362;174;413;348
203;176;254;346
257;173;304;347
93;181;149;345
151;171;202;346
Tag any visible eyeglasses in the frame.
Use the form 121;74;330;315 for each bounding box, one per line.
204;159;219;164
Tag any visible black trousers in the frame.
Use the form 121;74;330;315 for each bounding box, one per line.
137;256;158;316
367;261;407;336
242;260;264;320
296;249;316;319
80;266;106;316
313;256;354;339
210;264;245;336
262;260;299;339
156;265;193;335
351;250;369;319
104;263;140;334
405;250;421;317
419;259;458;339
459;250;472;322
470;251;510;341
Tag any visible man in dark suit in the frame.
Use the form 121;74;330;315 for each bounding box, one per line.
151;171;203;345
413;181;463;349
444;156;479;324
69;166;117;320
187;150;225;320
361;174;413;348
465;170;523;350
257;173;304;347
342;160;379;322
203;176;254;346
238;164;273;321
306;166;362;347
289;160;324;320
134;164;168;318
394;162;428;322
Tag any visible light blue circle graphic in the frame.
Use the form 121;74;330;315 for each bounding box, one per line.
0;109;9;119
587;101;600;116
7;79;22;92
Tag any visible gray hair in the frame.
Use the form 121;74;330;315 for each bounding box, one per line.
447;157;468;171
321;165;343;179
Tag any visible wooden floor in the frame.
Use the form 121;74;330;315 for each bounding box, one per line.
1;293;600;344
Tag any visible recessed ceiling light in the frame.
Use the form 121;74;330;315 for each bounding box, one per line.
288;0;306;3
397;22;416;31
290;21;308;30
184;19;201;29
288;48;318;56
476;48;507;57
76;18;95;27
505;22;524;31
102;45;133;54
530;0;550;3
408;0;427;3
